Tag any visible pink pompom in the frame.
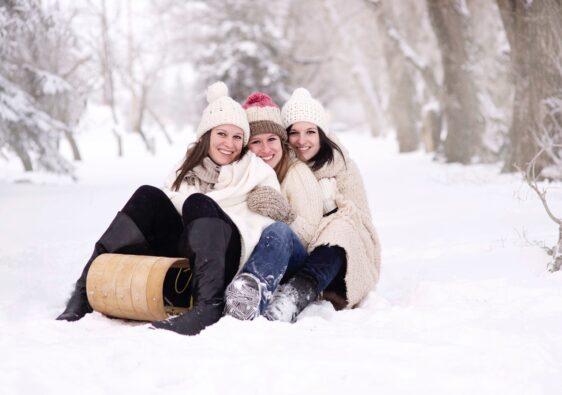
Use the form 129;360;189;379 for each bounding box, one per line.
242;92;278;109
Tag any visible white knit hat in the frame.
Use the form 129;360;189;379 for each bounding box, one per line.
196;81;250;145
281;88;329;132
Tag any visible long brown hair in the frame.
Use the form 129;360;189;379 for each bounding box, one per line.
171;132;211;191
274;140;293;183
171;130;248;191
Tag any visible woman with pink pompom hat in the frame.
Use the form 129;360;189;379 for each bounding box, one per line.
223;91;324;321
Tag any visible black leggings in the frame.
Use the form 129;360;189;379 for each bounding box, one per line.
121;185;241;281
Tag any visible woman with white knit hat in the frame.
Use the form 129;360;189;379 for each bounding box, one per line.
260;87;382;322
57;82;279;336
223;91;324;320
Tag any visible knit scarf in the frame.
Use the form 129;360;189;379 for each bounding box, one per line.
184;157;221;193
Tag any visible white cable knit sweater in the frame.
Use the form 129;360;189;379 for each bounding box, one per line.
308;138;382;308
281;159;323;248
162;152;280;267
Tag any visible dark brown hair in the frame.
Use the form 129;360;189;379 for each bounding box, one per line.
287;126;346;171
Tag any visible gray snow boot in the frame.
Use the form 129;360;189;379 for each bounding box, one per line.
56;211;150;321
263;274;318;323
224;273;262;321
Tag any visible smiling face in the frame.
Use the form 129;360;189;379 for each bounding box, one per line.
207;124;244;165
287;121;321;161
247;133;283;168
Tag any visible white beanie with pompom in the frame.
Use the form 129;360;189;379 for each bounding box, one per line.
281;87;329;132
196;81;250;145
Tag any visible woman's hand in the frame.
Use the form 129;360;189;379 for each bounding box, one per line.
247;186;296;224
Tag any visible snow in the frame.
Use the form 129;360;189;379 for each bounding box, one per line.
1;130;562;394
34;69;72;95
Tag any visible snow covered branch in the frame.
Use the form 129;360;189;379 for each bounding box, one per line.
521;146;562;271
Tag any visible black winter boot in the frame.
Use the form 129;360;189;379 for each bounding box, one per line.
57;211;150;321
152;217;232;336
263;274;319;323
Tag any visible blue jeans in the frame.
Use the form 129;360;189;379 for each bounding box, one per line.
299;245;345;294
240;222;307;312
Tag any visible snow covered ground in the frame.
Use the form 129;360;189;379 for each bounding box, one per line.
1;129;561;394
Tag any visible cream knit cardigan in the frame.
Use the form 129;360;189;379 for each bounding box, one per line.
308;140;382;308
163;152;280;267
281;159;323;248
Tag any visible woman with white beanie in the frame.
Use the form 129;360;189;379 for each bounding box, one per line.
222;92;324;320
261;87;382;322
57;82;279;336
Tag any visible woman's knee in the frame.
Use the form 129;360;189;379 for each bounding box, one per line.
122;185;177;227
263;222;291;238
182;193;222;223
184;193;212;208
123;185;161;212
132;185;166;201
310;245;346;269
258;222;294;250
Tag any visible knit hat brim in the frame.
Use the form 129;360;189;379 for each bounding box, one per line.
249;120;287;141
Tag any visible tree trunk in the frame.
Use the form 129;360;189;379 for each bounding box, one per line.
132;84;155;154
9;135;33;172
148;106;173;145
100;0;123;157
375;2;419;152
324;0;385;137
64;129;81;161
426;0;484;164
496;0;562;172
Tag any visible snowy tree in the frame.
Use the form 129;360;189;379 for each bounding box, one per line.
371;0;420;151
186;0;291;104
496;0;562;175
0;0;84;173
0;74;72;173
366;0;444;152
426;0;485;164
74;0;125;156
323;0;385;138
280;0;342;107
465;0;512;162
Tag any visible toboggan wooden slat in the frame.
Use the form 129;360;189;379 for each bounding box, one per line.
86;253;190;321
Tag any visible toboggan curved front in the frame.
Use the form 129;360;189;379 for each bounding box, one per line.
86;254;190;321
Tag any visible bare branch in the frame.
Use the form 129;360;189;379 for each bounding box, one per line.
147;106;173;145
61;56;92;79
520;147;562;225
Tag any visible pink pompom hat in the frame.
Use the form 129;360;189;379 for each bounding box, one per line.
242;92;287;141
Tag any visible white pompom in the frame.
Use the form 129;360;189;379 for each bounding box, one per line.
206;81;229;104
292;87;311;100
